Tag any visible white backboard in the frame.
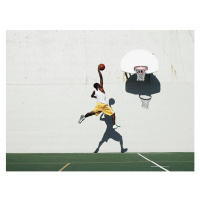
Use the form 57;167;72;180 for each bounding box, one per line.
121;49;159;74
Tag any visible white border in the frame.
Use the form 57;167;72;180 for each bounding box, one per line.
1;0;199;200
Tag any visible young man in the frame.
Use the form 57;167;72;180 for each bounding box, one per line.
78;65;120;129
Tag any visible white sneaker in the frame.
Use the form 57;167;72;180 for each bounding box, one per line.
113;125;118;129
113;124;120;129
78;115;85;123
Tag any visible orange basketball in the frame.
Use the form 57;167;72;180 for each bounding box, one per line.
98;64;105;71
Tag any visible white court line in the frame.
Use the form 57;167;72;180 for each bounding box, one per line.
138;153;170;172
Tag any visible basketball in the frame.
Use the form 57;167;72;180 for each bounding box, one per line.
98;64;105;71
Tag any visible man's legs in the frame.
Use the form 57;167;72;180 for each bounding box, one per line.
85;111;95;118
112;113;116;125
111;113;120;129
78;111;95;123
103;105;119;129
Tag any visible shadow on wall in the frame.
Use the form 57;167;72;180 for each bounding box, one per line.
126;74;161;96
94;98;128;153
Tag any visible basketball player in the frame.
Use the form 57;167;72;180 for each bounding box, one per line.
78;65;120;129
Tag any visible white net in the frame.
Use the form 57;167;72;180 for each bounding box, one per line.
134;66;148;81
139;95;152;109
136;72;146;81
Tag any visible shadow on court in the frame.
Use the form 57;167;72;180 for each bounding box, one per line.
94;98;128;153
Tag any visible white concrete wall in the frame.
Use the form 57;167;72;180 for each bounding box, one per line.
6;30;194;153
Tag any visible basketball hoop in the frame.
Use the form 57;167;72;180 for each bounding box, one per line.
139;95;152;109
134;66;148;81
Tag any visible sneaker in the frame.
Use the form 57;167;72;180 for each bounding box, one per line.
121;148;128;153
78;115;85;123
113;125;118;129
113;124;120;129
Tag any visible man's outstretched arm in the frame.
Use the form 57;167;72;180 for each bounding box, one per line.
98;68;103;88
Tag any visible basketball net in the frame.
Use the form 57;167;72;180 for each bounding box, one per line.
139;95;152;109
134;66;148;81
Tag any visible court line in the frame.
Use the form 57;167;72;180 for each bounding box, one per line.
58;163;70;171
138;153;170;172
6;161;193;164
7;163;70;164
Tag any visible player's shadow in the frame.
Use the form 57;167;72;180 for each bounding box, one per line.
125;73;161;96
94;98;128;153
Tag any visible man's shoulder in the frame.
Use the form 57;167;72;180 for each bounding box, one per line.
99;84;104;89
99;88;105;93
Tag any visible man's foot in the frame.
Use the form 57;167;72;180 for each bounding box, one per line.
113;125;118;129
113;124;120;129
121;148;128;153
78;115;85;123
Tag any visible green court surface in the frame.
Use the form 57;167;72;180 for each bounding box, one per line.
6;152;194;172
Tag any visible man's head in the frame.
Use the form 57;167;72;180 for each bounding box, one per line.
93;83;100;90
